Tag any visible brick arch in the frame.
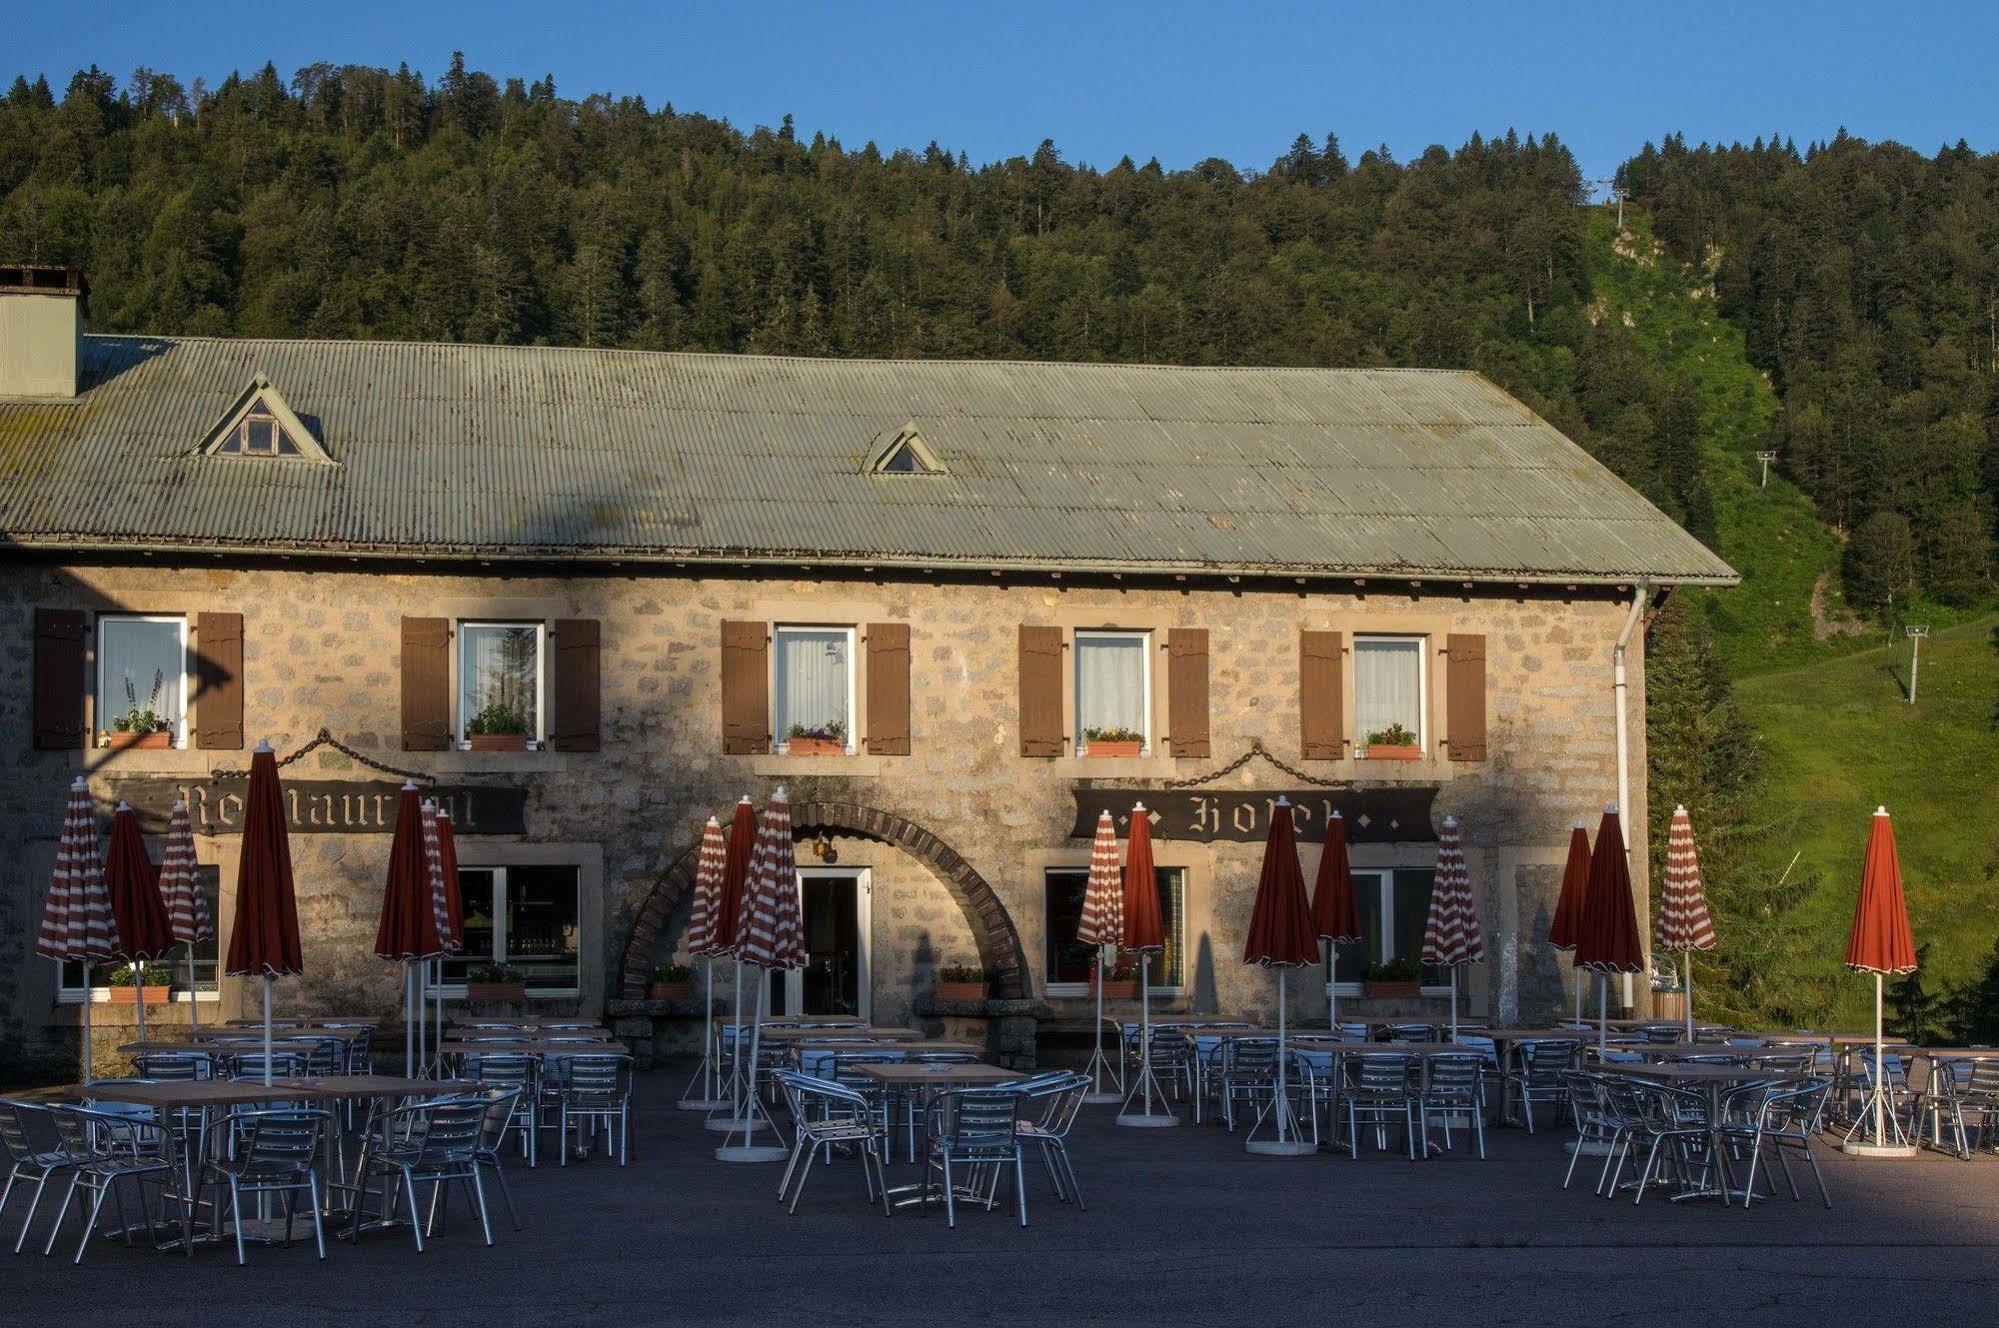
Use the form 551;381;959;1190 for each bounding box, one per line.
616;802;1028;1000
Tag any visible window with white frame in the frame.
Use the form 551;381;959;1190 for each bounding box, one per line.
458;622;543;746
213;402;307;457
1353;635;1426;750
440;865;581;994
774;625;855;753
96;614;189;748
1074;630;1150;753
1327;867;1448;990
59;867;218;1000
1042;864;1184;993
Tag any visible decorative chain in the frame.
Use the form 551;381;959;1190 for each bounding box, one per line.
1156;738;1351;790
208;728;437;784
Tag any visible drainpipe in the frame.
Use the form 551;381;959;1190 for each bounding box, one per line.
1611;580;1652;1013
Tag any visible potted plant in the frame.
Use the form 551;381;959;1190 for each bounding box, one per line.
464;962;528;1002
105;963;173;1005
465;702;532;751
934;963;988;1002
1083;726;1144;758
1362;958;1422;999
102;669;174;750
649;961;695;1002
785;720;846;755
1093;952;1140;999
1358;722;1423;760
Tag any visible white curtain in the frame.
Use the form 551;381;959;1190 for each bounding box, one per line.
1075;634;1146;741
776;629;850;738
99;618;186;738
1354;637;1422;741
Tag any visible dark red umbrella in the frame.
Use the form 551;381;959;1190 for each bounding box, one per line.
1548;822;1591;1023
1241;798;1317;1154
105;802;173;1040
1573;805;1644;1047
1116;804;1173;1127
374;783;442;1076
1309;810;1363;1031
1846;807;1917;1153
224;742;303;1083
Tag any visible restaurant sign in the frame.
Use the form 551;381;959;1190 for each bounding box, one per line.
106;778;529;837
1069;786;1436;844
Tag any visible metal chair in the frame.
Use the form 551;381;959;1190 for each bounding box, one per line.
460;1053;539;1166
40;1106;177;1263
228;1049;307;1082
200;1108;332;1264
771;1071;888;1215
1609;1078;1721;1204
1722;1077;1832;1207
924;1086;1028;1228
1342;1053;1417;1159
1418;1052;1486;1159
348;1096;494;1251
547;1054;633;1165
1923;1058;1999;1157
131;1052;213;1081
1507;1039;1578;1133
1015;1072;1089;1208
0;1100;75;1255
1381;1023;1437;1043
467;1088;525;1231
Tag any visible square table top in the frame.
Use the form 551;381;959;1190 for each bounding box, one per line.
1472;1029;1590;1043
1614;1063;1809;1085
118;1038;319;1055
791;1040;984;1055
191;1025;367;1043
1906;1046;1999;1061
273;1075;479;1099
59;1079;319;1108
754;1025;922;1042
1290;1039;1482;1056
439;1039;630;1056
851;1063;1022;1088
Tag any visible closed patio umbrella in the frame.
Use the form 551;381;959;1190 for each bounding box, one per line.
105;802;173;1042
1655;806;1718;1042
1842;807;1918;1158
1309;810;1362;1031
372;782;442;1077
224;742;304;1085
36;778;118;1083
1116;803;1176;1128
706;796;761;1136
1241;797;1320;1155
1076;809;1125;1103
1420;816;1485;1041
158;798;213;1031
716;787;805;1163
430;806;465;1073
678;816;732;1111
1572;805;1645;1050
1548;823;1591;1024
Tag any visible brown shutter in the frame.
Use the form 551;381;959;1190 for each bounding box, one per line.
1299;630;1345;760
194;611;244;750
1445;633;1487;762
400;617;451;751
551;618;602;752
720;620;769;754
1166;628;1210;758
1018;625;1064;757
33;608;86;750
864;622;911;755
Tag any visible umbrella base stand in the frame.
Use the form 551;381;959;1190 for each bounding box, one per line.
680;1097;733;1112
1115;1065;1180;1127
704;1115;768;1133
1842;1080;1917;1158
1115;1111;1180;1128
1084;1092;1123;1106
1244;1138;1316;1156
713;1143;790;1163
1840;1139;1917;1158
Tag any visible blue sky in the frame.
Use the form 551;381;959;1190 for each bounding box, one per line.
14;1;1996;184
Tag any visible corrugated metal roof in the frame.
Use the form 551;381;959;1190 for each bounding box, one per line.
0;336;1738;586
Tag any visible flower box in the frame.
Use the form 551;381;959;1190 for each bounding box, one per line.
786;737;846;756
105;984;171;1005
1358;744;1423;761
934;982;988;1002
1093;979;1140;999
648;981;695;1002
1085;741;1143;758
467;734;530;752
1363;980;1421;999
103;731;172;751
465;982;528;1002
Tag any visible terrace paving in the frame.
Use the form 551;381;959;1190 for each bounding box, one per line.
5;1062;1994;1325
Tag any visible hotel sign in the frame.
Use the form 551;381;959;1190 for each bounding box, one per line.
107;779;529;837
1069;786;1436;844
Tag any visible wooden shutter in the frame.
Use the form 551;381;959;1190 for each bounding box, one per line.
1299;630;1345;760
1166;628;1210;758
1017;625;1064;757
1445;633;1487;762
194;612;244;750
864;622;911;755
720;620;769;754
32;608;86;750
400;617;451;751
551;618;602;752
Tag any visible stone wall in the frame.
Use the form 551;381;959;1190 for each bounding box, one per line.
0;558;1649;1082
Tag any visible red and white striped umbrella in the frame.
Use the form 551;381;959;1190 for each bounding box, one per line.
734;787;806;972
158;797;212;1029
36;777;118;964
685;817;730;957
1076;810;1124;948
1655;805;1717;1040
421;800;457;953
1420;816;1484;1039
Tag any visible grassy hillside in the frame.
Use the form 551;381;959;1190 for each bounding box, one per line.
1591;208;1999;1027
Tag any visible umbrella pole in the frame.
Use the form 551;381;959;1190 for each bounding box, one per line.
1327;942;1337;1032
1449;967;1458;1041
262;975;273;1087
404;962;414;1078
81;967;93;1085
703;958;715;1101
133;961;148;1042
716;967;785;1162
1873;973;1886;1147
1684;952;1694;1043
1277;975;1290;1138
1143;964;1153;1115
1597;975;1607;1052
1573;968;1584;1026
186;946;199;1032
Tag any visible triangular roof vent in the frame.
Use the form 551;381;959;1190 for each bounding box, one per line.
865;421;943;475
195;375;330;462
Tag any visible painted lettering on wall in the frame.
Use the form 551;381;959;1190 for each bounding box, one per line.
107;778;529;837
1069;786;1436;843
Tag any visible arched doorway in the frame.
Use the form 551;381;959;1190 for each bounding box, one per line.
615;801;1028;1001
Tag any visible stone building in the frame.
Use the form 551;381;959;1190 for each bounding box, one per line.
0;267;1735;1074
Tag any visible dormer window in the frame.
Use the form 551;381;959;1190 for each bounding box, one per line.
866;421;943;475
195;374;332;463
216;406;305;457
